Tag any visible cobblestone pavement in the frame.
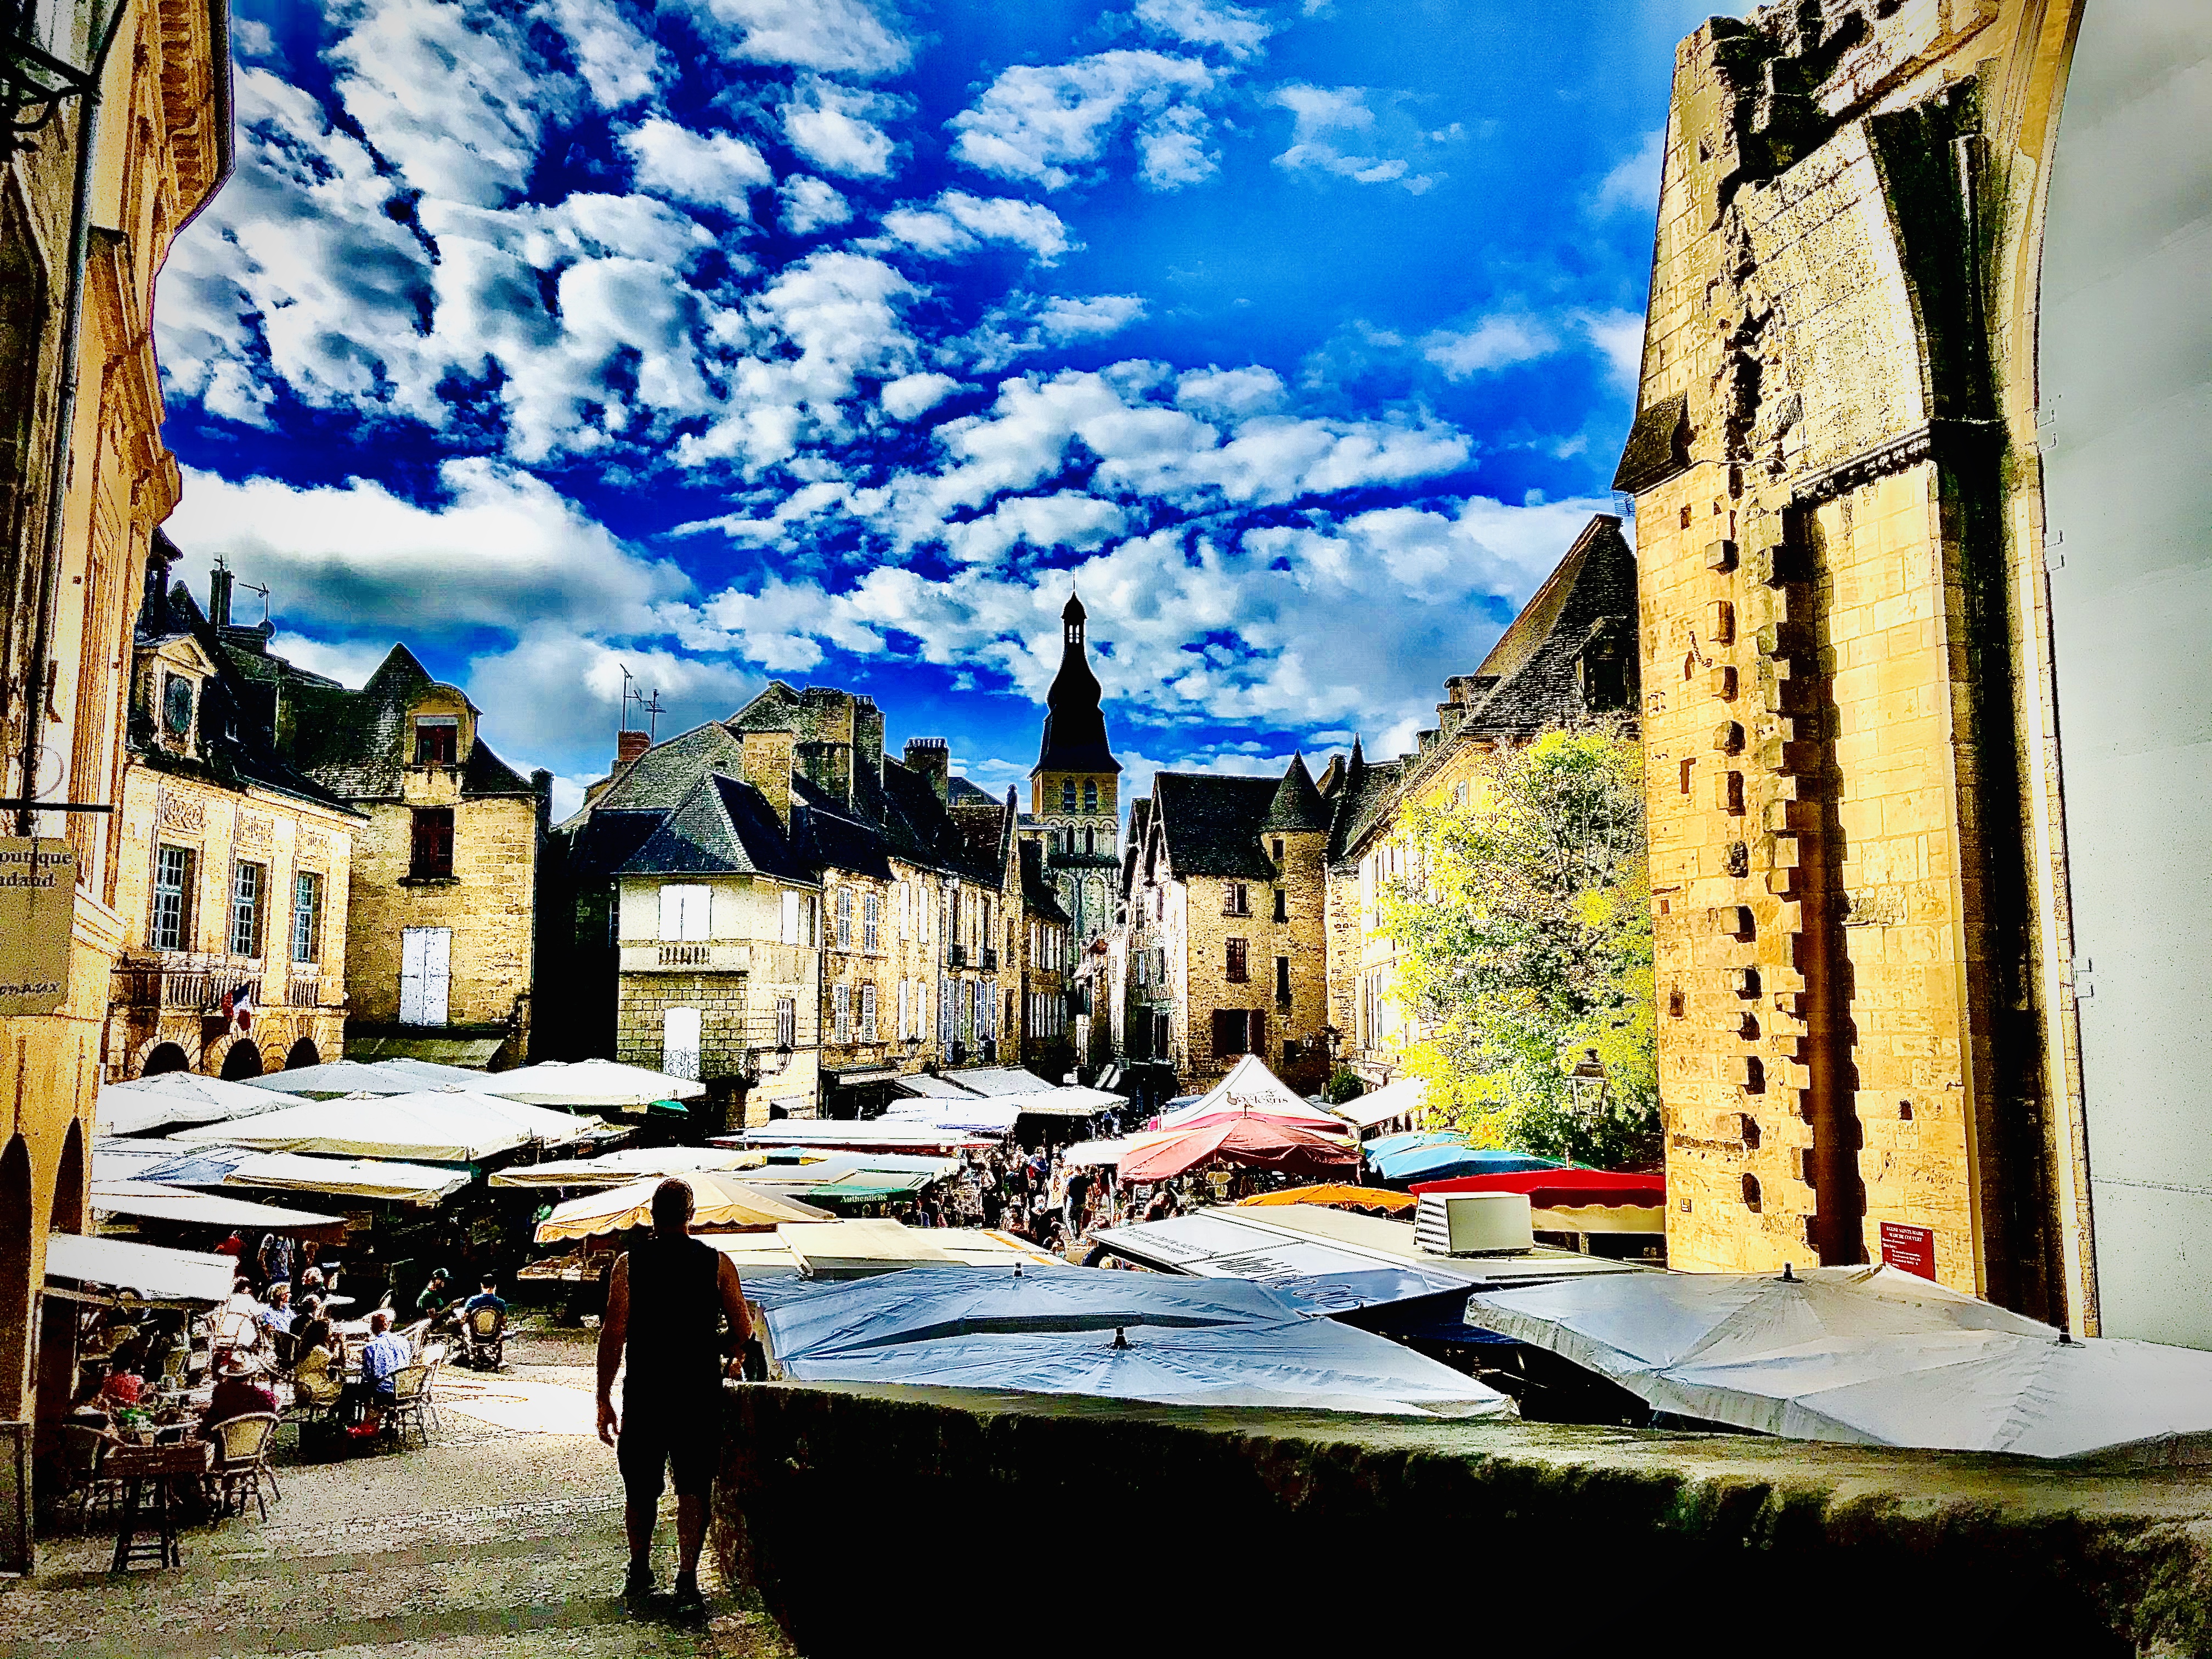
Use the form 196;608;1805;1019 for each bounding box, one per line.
0;1327;794;1659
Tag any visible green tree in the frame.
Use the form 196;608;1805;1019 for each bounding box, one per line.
1375;724;1659;1169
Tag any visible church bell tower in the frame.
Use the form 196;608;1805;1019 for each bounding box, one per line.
1029;592;1121;968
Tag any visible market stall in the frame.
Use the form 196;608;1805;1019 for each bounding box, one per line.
95;1073;314;1138
475;1058;706;1110
224;1152;473;1207
533;1172;831;1242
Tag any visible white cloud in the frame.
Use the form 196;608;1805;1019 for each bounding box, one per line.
1421;313;1560;379
877;191;1074;262
620;118;772;209
1575;307;1645;390
1268;83;1438;193
782;75;900;176
1174;365;1285;419
165;460;688;633
540;0;665;109
881;371;961;420
1032;294;1146;341
674;0;911;75
1134;0;1272;60
466;631;761;769
940;492;1129;565
263;633;393;689
949;50;1217;191
779;174;853;233
1591;127;1663;219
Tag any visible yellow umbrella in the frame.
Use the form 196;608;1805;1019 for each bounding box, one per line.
534;1172;832;1243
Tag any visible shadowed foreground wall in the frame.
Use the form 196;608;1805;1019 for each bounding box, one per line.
714;1384;2212;1658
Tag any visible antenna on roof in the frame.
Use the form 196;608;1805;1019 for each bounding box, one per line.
639;687;665;742
618;663;635;731
238;579;271;625
618;667;663;738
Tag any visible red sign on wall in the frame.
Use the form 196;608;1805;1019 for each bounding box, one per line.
1879;1222;1937;1280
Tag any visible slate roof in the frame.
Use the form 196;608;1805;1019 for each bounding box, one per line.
1261;753;1328;833
1019;841;1070;925
1152;772;1284;881
792;775;895;881
132;575;361;818
576;721;746;822
1455;515;1637;740
255;641;536;803
1324;742;1408;865
1034;593;1120;776
618;773;810;881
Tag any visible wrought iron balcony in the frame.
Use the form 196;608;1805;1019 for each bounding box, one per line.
946;943;967;968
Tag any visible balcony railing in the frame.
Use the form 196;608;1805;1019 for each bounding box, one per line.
111;962;262;1014
658;943;711;968
286;973;325;1008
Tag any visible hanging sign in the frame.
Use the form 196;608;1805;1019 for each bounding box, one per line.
1878;1221;1937;1280
0;839;76;1015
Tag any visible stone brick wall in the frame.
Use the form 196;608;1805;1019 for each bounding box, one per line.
345;792;538;1035
1178;854;1329;1086
1623;0;2089;1320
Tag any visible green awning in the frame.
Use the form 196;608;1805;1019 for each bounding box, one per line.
804;1173;932;1203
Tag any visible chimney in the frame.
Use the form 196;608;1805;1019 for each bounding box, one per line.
616;729;650;770
743;729;795;827
208;563;233;630
904;737;949;802
531;768;553;837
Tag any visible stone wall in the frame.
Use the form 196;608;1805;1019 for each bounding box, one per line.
714;1383;2212;1659
1622;0;2089;1321
1178;850;1329;1086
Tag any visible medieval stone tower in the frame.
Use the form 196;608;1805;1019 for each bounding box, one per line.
1026;593;1121;972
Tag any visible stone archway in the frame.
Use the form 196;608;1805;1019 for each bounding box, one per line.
218;1039;264;1080
284;1037;321;1070
140;1041;190;1077
0;1136;32;1419
35;1120;86;1434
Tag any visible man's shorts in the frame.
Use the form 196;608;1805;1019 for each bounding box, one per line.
617;1391;721;1502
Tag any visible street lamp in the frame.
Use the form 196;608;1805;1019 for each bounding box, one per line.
1565;1048;1609;1115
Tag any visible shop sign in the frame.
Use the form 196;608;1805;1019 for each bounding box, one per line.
0;839;75;1016
1878;1221;1937;1280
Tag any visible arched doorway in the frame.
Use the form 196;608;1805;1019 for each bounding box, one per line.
35;1121;86;1435
0;1137;32;1419
141;1042;189;1077
284;1037;321;1070
219;1040;264;1081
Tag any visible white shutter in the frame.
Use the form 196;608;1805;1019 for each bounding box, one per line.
403;927;450;1026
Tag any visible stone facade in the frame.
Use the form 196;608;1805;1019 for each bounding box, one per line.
1019;595;1121;988
0;0;230;1456
1617;0;2090;1323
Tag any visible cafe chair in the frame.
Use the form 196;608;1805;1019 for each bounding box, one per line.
206;1412;283;1521
459;1304;506;1370
55;1422;125;1532
383;1362;439;1447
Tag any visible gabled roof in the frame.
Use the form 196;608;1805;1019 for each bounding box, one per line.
1327;743;1409;865
793;775;895;881
1456;515;1637;740
619;774;809;881
583;721;747;818
1152;772;1282;882
274;641;536;802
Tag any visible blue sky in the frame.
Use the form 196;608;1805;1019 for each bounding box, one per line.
156;0;1708;815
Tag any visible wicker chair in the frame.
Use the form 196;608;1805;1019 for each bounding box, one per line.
55;1422;125;1531
205;1412;282;1521
460;1304;506;1370
383;1362;439;1447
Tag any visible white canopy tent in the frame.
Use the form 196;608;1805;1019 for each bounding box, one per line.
891;1074;985;1101
1155;1055;1353;1135
474;1058;707;1109
1469;1265;2212;1463
1329;1075;1429;1133
939;1067;1056;1097
44;1233;236;1307
170;1093;537;1163
95;1073;315;1138
90;1182;347;1238
225;1152;472;1207
238;1059;422;1099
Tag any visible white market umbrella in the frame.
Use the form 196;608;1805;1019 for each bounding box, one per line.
370;1057;494;1088
380;1088;604;1146
535;1173;831;1242
1469;1265;2212;1462
475;1058;707;1109
227;1152;472;1207
240;1059;420;1099
170;1093;535;1163
489;1146;767;1189
97;1072;314;1137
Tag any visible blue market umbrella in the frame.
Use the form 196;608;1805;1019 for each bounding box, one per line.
1362;1129;1469;1163
1372;1144;1565;1185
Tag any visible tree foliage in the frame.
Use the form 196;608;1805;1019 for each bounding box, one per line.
1375;724;1660;1169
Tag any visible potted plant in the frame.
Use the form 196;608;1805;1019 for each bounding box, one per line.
112;1406;154;1444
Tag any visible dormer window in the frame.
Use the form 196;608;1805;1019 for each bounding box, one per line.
162;674;195;737
413;716;459;765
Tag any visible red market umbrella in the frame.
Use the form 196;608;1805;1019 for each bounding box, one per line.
1119;1117;1361;1184
1410;1169;1664;1209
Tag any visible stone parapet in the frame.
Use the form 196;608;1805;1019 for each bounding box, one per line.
715;1383;2212;1657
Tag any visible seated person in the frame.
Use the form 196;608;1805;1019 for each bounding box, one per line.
460;1274;505;1322
345;1310;411;1425
258;1282;296;1335
201;1352;278;1434
414;1268;454;1323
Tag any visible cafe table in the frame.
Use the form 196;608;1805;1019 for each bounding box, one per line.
105;1438;213;1572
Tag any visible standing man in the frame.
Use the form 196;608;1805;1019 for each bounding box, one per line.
596;1178;753;1612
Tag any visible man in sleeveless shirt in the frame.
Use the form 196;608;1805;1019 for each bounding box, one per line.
597;1178;754;1610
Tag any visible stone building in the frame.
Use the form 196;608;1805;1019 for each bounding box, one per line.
1610;0;2170;1336
544;682;1067;1120
105;554;358;1082
1115;756;1334;1090
1017;594;1121;985
0;0;232;1504
257;644;550;1069
1322;516;1641;1085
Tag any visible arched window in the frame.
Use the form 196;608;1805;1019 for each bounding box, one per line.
663;1006;702;1080
1083;780;1098;812
1060;779;1076;811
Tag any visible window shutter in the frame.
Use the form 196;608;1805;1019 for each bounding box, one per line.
861;983;877;1040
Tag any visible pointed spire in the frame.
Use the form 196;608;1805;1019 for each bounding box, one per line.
1034;585;1119;776
1262;752;1327;832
